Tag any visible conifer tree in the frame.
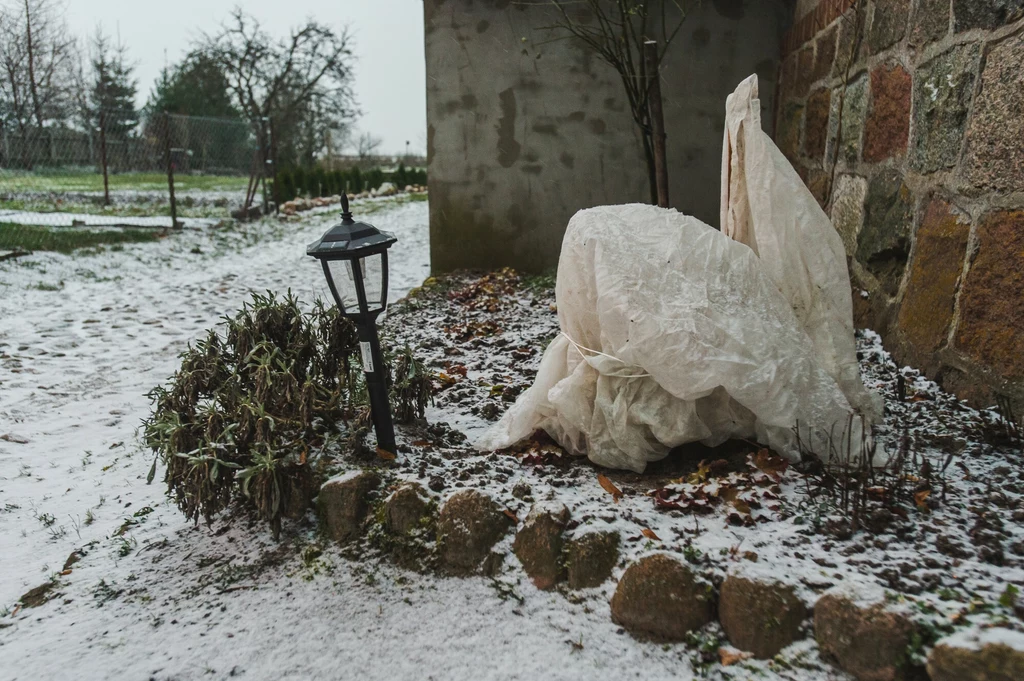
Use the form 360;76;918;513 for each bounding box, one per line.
91;29;137;138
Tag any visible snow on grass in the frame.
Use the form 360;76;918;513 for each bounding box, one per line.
0;172;251;194
0;197;426;601
0;210;221;229
1;202;1021;680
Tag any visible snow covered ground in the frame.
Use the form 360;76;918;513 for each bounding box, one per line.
0;200;704;681
0;199;550;680
1;198;1021;681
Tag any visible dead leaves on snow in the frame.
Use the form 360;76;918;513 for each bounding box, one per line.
505;431;572;468
444;320;503;343
651;449;791;527
447;267;520;312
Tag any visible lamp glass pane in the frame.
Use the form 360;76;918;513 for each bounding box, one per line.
325;253;386;314
326;259;360;313
361;252;385;311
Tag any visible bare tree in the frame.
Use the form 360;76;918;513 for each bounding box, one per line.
546;0;690;204
194;7;358;168
355;131;382;160
0;0;76;133
0;7;29;132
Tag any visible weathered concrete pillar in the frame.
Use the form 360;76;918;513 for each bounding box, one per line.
423;0;792;273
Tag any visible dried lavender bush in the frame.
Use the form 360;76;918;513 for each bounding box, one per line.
143;291;432;535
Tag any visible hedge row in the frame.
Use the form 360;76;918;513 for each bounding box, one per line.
275;164;427;202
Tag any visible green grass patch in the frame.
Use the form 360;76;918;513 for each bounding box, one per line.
0;171;249;193
522;270;556;294
0;197;229;219
0;222;160;253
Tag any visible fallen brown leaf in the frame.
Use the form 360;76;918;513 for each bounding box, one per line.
598;473;623;502
376;447;396;461
641;528;661;541
720;485;752;515
446;364;468;377
718;647;753;666
503;509;519;523
752;448;789;480
687;460;713;485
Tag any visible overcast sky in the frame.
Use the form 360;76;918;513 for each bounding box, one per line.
63;0;427;155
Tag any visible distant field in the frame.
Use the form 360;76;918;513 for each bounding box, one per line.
0;222;160;253
0;171;250;193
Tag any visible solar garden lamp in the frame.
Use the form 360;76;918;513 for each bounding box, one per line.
307;194;398;454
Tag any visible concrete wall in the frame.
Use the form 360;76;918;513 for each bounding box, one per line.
776;0;1024;413
424;0;793;274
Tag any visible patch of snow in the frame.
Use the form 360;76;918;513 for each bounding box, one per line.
324;470;372;486
940;626;1024;652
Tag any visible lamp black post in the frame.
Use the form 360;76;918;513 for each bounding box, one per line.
307;195;398;454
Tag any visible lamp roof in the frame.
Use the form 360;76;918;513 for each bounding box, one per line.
306;194;397;259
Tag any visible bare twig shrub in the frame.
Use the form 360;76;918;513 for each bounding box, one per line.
794;414;945;537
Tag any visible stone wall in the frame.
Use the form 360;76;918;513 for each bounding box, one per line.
775;0;1024;412
424;0;792;274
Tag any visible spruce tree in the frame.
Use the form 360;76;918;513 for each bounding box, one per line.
146;52;240;120
91;29;138;138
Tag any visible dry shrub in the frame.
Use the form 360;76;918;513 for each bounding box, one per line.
144;291;432;534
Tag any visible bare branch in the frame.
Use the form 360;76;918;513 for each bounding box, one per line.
547;0;691;203
193;7;357;166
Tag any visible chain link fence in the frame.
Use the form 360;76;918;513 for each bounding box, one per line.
0;111;267;236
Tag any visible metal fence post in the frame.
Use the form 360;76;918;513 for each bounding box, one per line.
99;110;111;206
260;145;269;216
164;112;178;229
268;116;279;214
259;116;271;215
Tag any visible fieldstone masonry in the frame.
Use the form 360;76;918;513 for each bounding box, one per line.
955;210;1024;383
805;89;833;161
910;44;980;174
963;31;1024;193
840;75;868;163
863;63;911;162
776;0;1024;414
896;197;971;369
911;0;951;46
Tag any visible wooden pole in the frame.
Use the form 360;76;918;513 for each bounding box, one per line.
98;110;110;206
163;112;178;229
644;40;669;208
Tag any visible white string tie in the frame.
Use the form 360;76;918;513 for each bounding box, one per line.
560;332;651;379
